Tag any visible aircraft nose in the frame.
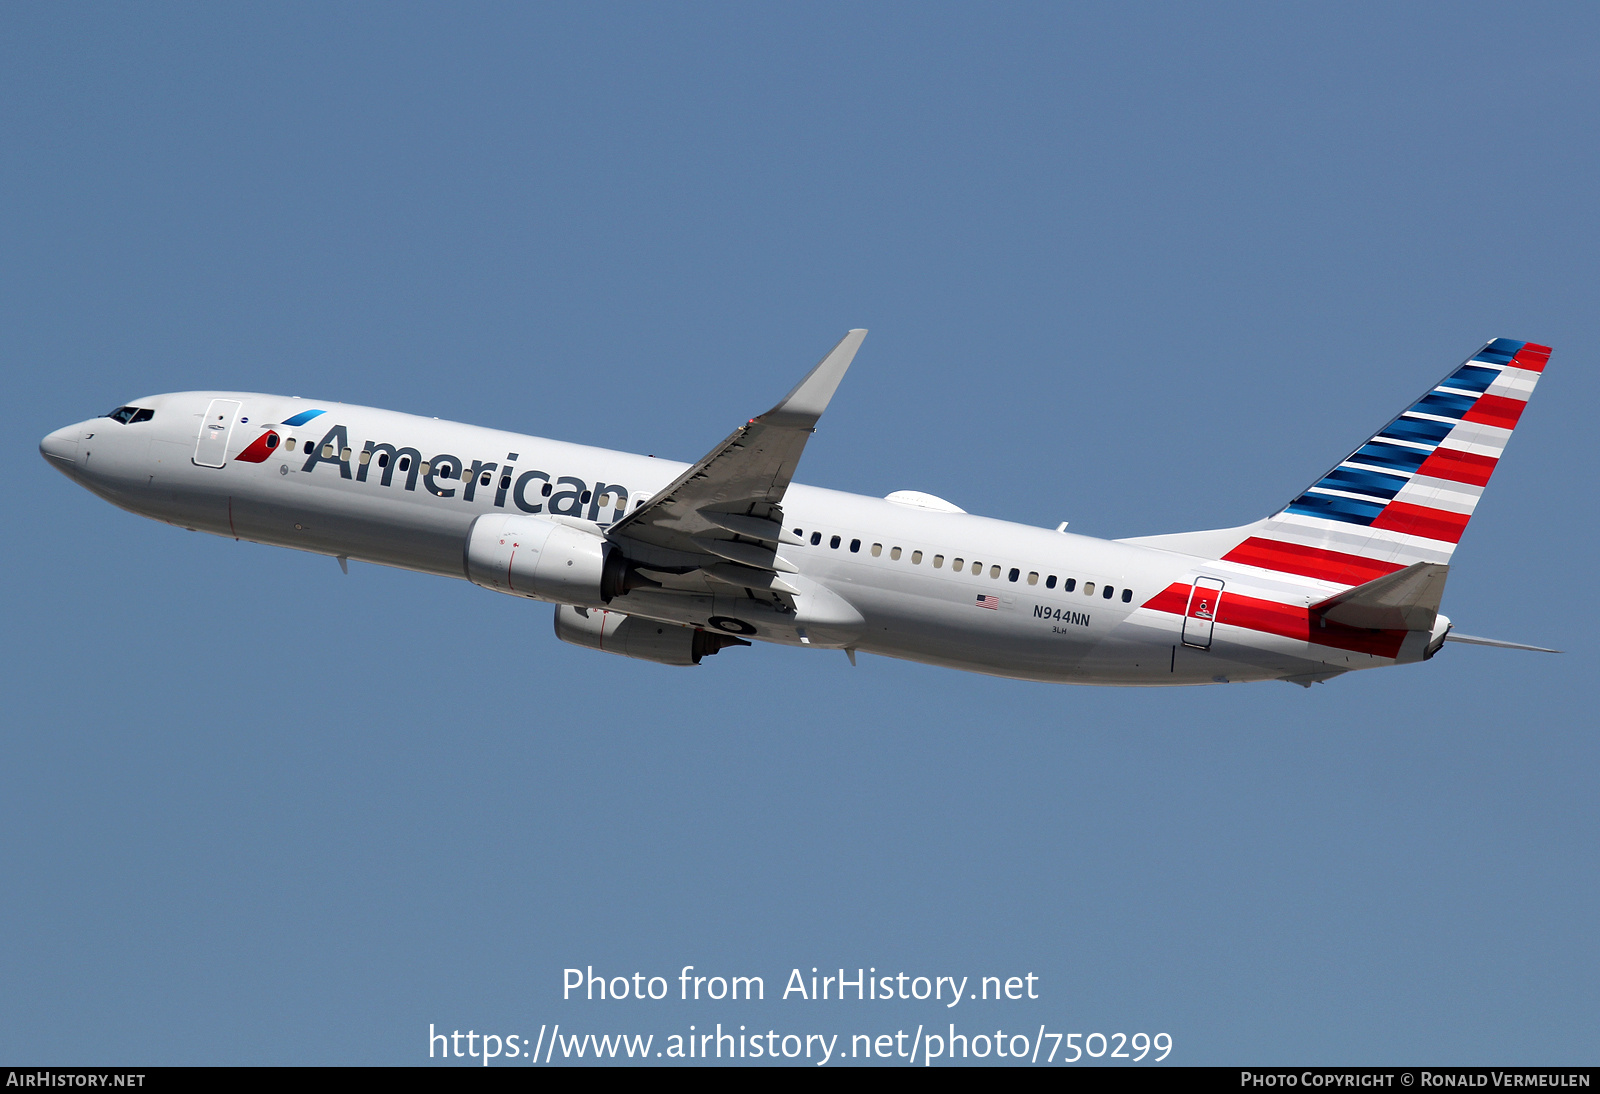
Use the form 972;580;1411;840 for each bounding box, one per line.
40;424;81;472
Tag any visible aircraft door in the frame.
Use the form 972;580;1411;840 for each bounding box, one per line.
193;399;242;468
1182;576;1225;649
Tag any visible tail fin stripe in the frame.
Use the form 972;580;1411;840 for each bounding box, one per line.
1380;416;1456;446
1286;494;1387;525
1485;368;1540;399
1370;501;1471;543
1444;364;1503;392
1401;476;1483;510
1352;441;1431;473
1474;338;1527;365
1414;390;1480;418
1460;393;1527;430
1247;513;1452;556
1220;537;1405;585
1510;344;1550;372
1318;467;1408;497
1441;420;1513;457
1414;447;1497;487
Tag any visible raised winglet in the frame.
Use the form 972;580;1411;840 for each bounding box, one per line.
759;329;868;428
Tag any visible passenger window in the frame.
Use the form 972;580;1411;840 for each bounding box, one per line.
1103;585;1114;599
1064;578;1076;592
340;447;353;462
130;408;154;423
580;490;591;504
1008;567;1020;582
891;547;902;561
483;473;494;487
912;551;923;564
377;453;389;468
420;461;432;475
1083;582;1095;596
500;475;511;489
952;557;964;570
397;455;409;471
321;444;334;458
972;561;982;575
265;434;278;449
541;483;553;497
811;531;822;545
830;535;841;549
1027;571;1038;585
989;565;1001;579
871;543;882;557
793;528;803;537
286;438;297;452
850;538;861;553
933;555;945;568
359;449;371;465
1121;588;1133;603
1045;575;1056;589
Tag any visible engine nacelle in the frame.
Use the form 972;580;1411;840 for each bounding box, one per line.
553;605;747;666
465;513;617;608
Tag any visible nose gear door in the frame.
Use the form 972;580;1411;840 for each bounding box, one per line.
193;399;242;468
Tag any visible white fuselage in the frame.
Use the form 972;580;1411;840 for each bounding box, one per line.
41;391;1427;686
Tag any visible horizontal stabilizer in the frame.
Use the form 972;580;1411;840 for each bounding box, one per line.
1444;632;1561;653
1311;561;1448;631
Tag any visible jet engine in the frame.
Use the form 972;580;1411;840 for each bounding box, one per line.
464;513;651;608
553;605;748;666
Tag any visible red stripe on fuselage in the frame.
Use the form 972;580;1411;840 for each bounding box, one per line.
1415;446;1497;487
1461;393;1526;430
1220;537;1404;585
1370;500;1470;543
1144;582;1407;659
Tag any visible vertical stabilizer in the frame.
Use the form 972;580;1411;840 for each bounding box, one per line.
1121;339;1550;587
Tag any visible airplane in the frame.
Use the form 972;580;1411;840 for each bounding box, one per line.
39;332;1557;687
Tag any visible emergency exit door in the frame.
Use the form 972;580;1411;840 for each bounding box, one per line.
193;399;242;468
1182;576;1225;649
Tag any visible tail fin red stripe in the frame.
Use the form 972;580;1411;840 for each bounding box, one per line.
1370;501;1470;543
1414;447;1497;487
1461;393;1527;430
1511;343;1552;372
1220;537;1405;585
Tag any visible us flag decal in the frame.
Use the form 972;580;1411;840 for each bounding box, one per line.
975;594;1000;610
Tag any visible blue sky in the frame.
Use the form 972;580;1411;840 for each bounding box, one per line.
3;3;1596;1065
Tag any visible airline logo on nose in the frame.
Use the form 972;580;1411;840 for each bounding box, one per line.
235;430;281;463
235;408;324;463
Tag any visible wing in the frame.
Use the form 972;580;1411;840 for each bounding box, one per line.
606;329;867;596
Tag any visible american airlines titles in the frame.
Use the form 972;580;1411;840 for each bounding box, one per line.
299;423;631;525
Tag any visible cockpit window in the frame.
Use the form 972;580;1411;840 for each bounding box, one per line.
104;406;154;424
130;408;154;423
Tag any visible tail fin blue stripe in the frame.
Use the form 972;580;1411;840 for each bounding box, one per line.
1317;467;1408;498
1379;417;1454;446
1413;390;1478;419
1350;441;1430;472
1444;364;1501;392
1286;494;1387;525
